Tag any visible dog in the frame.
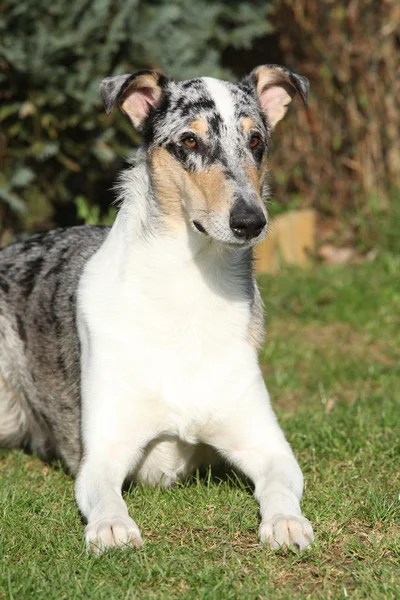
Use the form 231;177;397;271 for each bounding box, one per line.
0;65;314;553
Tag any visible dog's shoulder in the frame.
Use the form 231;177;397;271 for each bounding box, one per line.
0;224;109;364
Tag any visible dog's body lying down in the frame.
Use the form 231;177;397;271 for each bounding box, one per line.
0;65;314;553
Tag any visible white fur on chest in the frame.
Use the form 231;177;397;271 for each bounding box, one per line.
77;211;257;455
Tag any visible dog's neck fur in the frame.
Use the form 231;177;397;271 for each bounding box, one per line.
104;154;254;303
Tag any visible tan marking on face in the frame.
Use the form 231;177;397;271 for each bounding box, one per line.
149;149;231;229
244;160;268;208
246;163;260;190
186;168;231;213
189;119;208;136
242;117;256;133
149;147;186;228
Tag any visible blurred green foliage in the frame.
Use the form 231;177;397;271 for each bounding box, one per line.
0;0;271;235
75;195;115;226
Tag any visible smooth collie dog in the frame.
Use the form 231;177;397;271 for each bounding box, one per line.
0;65;314;553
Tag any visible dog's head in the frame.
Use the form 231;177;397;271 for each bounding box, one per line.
101;66;308;247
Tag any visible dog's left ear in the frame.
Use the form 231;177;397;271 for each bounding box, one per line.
246;65;309;129
100;70;169;131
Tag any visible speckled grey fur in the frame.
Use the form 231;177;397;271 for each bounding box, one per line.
0;227;108;472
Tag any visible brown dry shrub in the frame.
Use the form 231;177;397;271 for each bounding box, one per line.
267;0;400;216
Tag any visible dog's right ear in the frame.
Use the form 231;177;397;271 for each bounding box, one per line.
100;70;169;131
245;65;309;130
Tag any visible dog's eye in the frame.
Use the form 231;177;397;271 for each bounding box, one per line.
250;134;261;149
182;136;197;149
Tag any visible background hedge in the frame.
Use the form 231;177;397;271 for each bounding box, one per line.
1;0;399;250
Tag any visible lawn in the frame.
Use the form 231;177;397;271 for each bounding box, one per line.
1;252;399;599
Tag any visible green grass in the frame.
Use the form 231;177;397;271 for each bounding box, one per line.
1;252;399;599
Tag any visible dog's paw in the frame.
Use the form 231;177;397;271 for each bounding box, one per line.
85;515;143;555
259;514;314;551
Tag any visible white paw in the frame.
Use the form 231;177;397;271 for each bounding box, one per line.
85;515;143;555
259;514;314;551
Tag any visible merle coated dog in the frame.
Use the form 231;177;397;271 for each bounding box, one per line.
0;65;314;553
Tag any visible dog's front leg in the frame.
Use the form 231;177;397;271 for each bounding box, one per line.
75;445;145;554
75;314;158;554
206;372;314;551
75;350;155;553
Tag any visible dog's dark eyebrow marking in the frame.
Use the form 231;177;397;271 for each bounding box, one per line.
173;98;216;119
182;98;215;112
236;108;254;120
172;97;186;111
207;113;223;134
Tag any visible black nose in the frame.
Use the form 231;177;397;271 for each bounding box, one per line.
230;204;267;240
